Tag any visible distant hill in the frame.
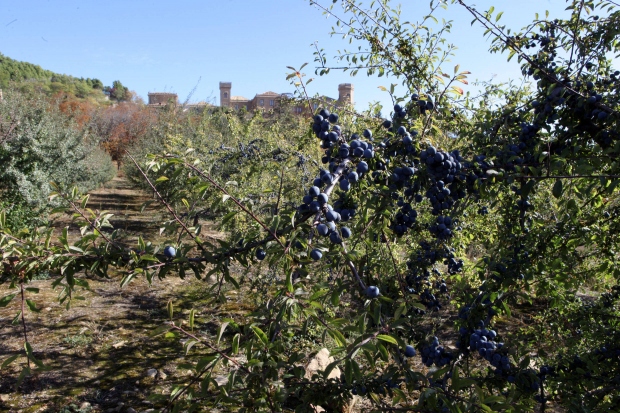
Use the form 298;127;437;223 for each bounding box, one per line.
0;52;128;101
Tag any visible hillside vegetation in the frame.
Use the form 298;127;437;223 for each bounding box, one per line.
0;52;129;102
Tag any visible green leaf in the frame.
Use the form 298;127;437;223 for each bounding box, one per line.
331;290;341;306
0;294;16;307
328;329;347;347
189;309;195;331
221;211;238;225
552;179;563;198
1;354;19;369
232;333;240;355
500;301;512;317
26;300;40;313
340;359;353;386
377;342;389;361
150;325;172;337
11;311;21;325
376;334;398;345
16;366;31;388
251;325;269;346
323;359;339;379
120;273;137;288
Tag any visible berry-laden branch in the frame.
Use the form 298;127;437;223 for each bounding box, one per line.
455;0;617;115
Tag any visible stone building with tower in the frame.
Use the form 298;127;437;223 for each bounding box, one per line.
219;82;354;113
147;92;178;107
146;82;353;113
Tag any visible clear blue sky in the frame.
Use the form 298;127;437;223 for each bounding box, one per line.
1;0;575;111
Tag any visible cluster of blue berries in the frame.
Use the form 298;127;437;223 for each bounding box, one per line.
446;254;464;275
393;103;407;119
428;215;456;240
420;148;467;215
405;268;449;311
410;241;442;266
467;328;510;373
421;337;453;367
412;94;435;116
392;197;418;236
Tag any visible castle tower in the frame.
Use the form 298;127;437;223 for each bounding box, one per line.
220;82;232;107
338;83;354;106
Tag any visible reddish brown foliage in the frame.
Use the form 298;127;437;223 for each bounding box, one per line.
89;102;156;163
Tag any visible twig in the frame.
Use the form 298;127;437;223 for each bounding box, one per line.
62;197;120;249
126;152;208;253
274;164;285;216
169;323;251;374
20;282;31;369
180;159;286;250
381;230;408;295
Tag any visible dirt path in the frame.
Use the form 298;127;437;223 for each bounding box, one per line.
0;172;225;413
55;172;164;245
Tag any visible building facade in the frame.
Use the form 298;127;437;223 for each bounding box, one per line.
219;82;354;112
147;92;178;107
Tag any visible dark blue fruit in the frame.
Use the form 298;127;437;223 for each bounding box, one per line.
341;227;352;238
317;224;329;236
329;232;342;244
164;246;176;258
255;249;266;260
366;286;380;298
405;345;416;357
310;249;323;260
309;186;320;197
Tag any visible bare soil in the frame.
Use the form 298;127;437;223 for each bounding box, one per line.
0;172;227;413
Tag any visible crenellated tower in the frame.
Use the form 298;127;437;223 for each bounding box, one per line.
219;82;232;107
338;83;354;106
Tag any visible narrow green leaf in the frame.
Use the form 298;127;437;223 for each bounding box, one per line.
552;179;563;198
26;300;40;313
377;334;398;345
1;354;19;369
232;333;240;354
189;309;195;331
251;325;269;346
0;294;16;307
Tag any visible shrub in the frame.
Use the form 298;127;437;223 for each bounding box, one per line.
0;89;115;228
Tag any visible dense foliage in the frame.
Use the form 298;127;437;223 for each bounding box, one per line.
2;1;620;412
0;90;115;229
